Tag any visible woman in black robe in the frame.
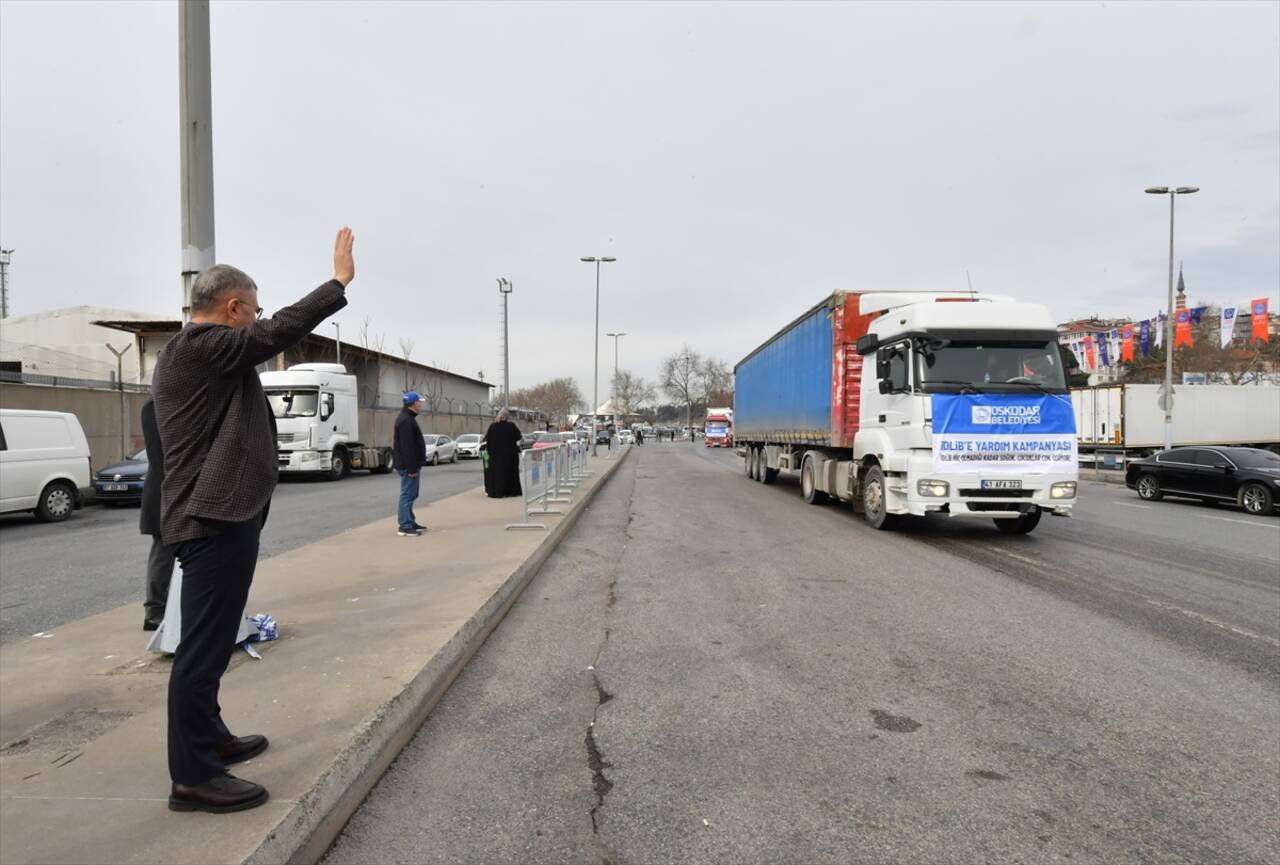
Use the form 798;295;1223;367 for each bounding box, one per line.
481;410;524;498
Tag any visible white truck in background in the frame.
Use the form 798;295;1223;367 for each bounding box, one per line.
1072;384;1280;456
260;363;395;480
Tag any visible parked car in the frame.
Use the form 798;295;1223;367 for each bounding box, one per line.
1126;446;1280;515
558;431;579;445
455;433;483;459
0;409;91;522
93;448;149;506
423;434;457;465
528;431;563;450
618;430;635;445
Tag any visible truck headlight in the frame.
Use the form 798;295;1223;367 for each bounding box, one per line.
1050;481;1077;499
916;479;949;497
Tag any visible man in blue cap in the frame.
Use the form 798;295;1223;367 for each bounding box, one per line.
393;391;428;536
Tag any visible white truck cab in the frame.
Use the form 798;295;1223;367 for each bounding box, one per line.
260;363;393;480
854;293;1078;532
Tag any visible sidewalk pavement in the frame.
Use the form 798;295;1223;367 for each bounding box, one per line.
0;447;632;865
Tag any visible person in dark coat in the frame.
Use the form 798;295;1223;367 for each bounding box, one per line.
139;399;176;631
481;409;523;498
151;228;353;815
392;391;428;535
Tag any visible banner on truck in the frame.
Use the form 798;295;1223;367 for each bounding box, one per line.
931;394;1077;474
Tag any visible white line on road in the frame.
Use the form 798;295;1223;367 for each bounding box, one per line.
1208;516;1279;529
1144;600;1280;648
1111;502;1153;510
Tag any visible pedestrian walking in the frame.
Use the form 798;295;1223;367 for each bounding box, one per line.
481;409;523;498
139;399;176;631
151;227;354;814
393;391;428;536
636;427;645;446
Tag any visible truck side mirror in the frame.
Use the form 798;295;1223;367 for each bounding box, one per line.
320;393;335;422
878;379;893;395
856;334;881;355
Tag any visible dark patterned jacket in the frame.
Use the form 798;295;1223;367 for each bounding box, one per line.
151;280;347;545
138;399;163;537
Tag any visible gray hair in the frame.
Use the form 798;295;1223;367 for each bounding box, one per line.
497;408;510;422
191;264;258;313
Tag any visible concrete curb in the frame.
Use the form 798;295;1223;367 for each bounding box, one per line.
245;447;634;865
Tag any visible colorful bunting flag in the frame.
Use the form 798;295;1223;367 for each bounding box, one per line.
1121;324;1135;362
1174;309;1193;348
1252;298;1271;343
1139;319;1151;357
1220;306;1237;349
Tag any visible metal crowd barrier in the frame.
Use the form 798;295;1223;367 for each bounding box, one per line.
505;440;591;531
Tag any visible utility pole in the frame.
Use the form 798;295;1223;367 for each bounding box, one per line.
106;343;133;460
498;278;513;409
1144;185;1199;451
180;0;216;323
0;248;12;319
580;257;616;455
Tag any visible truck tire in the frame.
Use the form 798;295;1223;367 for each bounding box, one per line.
753;448;766;482
1135;473;1162;501
35;480;77;522
327;448;347;481
1239;482;1273;516
995;507;1042;534
801;455;829;505
744;448;754;478
761;449;779;485
861;466;899;530
371;448;394;474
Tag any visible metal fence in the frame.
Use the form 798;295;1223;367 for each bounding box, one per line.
506;440;591;531
0;369;151;393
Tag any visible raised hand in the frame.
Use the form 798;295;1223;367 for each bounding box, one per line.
333;227;355;286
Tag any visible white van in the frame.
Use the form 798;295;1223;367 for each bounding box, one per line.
0;409;92;521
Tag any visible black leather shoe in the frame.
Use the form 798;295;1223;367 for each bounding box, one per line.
217;734;268;766
143;621;161;631
169;772;269;813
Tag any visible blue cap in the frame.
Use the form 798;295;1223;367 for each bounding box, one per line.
403;391;421;406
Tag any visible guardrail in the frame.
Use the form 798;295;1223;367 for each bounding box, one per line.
506;440;591;531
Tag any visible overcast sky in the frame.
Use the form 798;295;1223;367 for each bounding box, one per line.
1;0;1277;401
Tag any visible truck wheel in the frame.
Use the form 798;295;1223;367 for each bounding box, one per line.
995;508;1042;534
1136;474;1162;501
1239;483;1273;516
862;466;899;530
801;456;829;505
753;448;766;482
371;449;394;474
744;448;754;478
328;449;347;481
35;480;76;522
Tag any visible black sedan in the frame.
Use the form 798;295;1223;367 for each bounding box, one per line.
1125;446;1280;516
92;449;148;506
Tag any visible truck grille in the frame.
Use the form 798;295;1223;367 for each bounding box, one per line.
959;489;1035;498
277;433;300;445
966;502;1034;512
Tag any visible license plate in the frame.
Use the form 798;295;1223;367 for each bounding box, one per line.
980;480;1022;490
101;483;129;492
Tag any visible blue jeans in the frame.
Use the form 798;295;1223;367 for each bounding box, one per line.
398;468;420;530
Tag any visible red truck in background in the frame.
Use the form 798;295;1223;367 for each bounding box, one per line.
705;408;734;447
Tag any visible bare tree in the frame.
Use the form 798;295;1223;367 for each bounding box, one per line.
357;316;386;408
397;337;417;393
701;358;733;408
508;377;583;427
612;369;657;416
660;346;705;435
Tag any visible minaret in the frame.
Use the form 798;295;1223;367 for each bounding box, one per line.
1175;262;1187;312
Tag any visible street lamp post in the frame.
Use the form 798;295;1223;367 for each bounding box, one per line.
1144;185;1199;452
498;278;513;409
606;331;627;407
581;256;616;455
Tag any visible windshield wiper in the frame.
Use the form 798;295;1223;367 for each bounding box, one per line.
922;380;985;394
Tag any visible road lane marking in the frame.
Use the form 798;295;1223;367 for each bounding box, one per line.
1209;516;1279;529
1143;600;1280;648
1111;502;1153;510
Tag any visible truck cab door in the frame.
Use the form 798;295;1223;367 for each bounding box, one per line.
874;343;918;453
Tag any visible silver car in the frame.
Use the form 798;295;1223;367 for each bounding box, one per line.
455;433;483;459
423;434;457;465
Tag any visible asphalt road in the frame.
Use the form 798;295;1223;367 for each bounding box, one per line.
326;442;1280;865
0;459;484;643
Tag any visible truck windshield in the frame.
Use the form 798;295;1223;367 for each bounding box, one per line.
915;339;1067;393
265;389;319;418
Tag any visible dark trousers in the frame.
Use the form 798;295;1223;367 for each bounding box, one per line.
144;536;177;626
168;516;260;785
